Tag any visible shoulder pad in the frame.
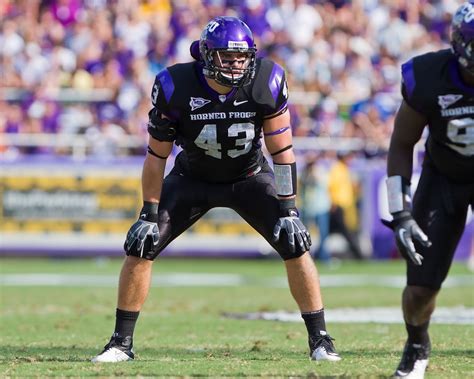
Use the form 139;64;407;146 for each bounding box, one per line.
401;50;453;114
401;59;416;100
252;59;288;116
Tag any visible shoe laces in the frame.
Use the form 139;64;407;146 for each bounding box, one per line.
310;334;336;351
105;334;133;352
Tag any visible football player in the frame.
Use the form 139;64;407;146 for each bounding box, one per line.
92;16;340;363
383;2;474;378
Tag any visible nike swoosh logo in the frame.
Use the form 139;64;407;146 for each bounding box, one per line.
233;100;248;106
398;228;407;244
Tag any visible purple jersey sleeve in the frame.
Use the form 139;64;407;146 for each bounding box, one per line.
401;59;425;114
263;62;289;118
151;69;177;121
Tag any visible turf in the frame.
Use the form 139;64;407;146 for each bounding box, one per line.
1;257;473;378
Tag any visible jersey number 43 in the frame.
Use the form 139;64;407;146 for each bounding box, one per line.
194;123;255;159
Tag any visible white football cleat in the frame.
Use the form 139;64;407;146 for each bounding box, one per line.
394;359;428;379
309;332;341;361
91;335;134;363
393;341;430;378
91;346;134;363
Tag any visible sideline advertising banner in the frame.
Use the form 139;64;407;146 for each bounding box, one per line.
0;159;273;258
1;159;472;259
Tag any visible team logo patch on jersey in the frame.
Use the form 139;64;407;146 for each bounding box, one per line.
438;94;463;110
190;97;211;111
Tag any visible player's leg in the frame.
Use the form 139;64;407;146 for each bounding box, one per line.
231;167;340;361
393;166;471;378
92;173;210;363
284;253;323;311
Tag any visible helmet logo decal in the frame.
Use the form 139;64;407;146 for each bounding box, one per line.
189;97;211;111
452;2;474;74
228;41;249;49
438;94;463;110
206;21;219;33
458;3;474;23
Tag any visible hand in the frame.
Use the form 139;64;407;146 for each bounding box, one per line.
273;208;312;254
124;202;160;258
381;211;431;265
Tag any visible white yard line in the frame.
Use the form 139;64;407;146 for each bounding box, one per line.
223;307;474;325
0;273;472;288
1;273;472;324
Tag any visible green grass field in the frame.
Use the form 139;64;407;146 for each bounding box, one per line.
1;257;473;378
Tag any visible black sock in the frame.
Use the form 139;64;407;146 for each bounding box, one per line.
301;309;326;337
114;308;140;339
406;321;430;345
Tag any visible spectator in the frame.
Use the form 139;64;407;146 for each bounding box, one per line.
327;151;365;260
300;153;332;262
0;0;453;158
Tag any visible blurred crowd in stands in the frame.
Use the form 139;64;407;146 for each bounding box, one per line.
0;0;458;158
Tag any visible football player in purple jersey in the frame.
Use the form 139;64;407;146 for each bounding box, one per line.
92;16;340;363
383;2;474;378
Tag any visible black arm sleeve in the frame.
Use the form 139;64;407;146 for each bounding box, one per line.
147;108;177;142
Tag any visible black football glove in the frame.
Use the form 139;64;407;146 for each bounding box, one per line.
124;202;160;258
273;199;311;254
381;211;432;266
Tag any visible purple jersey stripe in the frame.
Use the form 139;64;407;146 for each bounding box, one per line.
401;59;416;99
158;69;175;103
263;126;290;136
268;63;285;102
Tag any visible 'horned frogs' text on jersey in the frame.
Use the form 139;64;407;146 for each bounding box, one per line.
402;49;474;183
148;58;288;183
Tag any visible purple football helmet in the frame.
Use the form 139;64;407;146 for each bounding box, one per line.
199;16;257;87
451;1;474;74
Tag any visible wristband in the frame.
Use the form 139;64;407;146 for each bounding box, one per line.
279;198;298;217
140;201;159;222
386;175;412;214
274;162;297;197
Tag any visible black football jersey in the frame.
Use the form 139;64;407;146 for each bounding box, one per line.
401;49;474;183
148;58;289;183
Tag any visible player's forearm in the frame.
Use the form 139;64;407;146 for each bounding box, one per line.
387;101;426;179
264;134;296;198
141;154;167;203
387;141;415;180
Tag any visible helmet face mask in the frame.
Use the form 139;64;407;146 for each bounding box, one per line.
213;50;252;82
199;16;257;87
451;1;474;75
